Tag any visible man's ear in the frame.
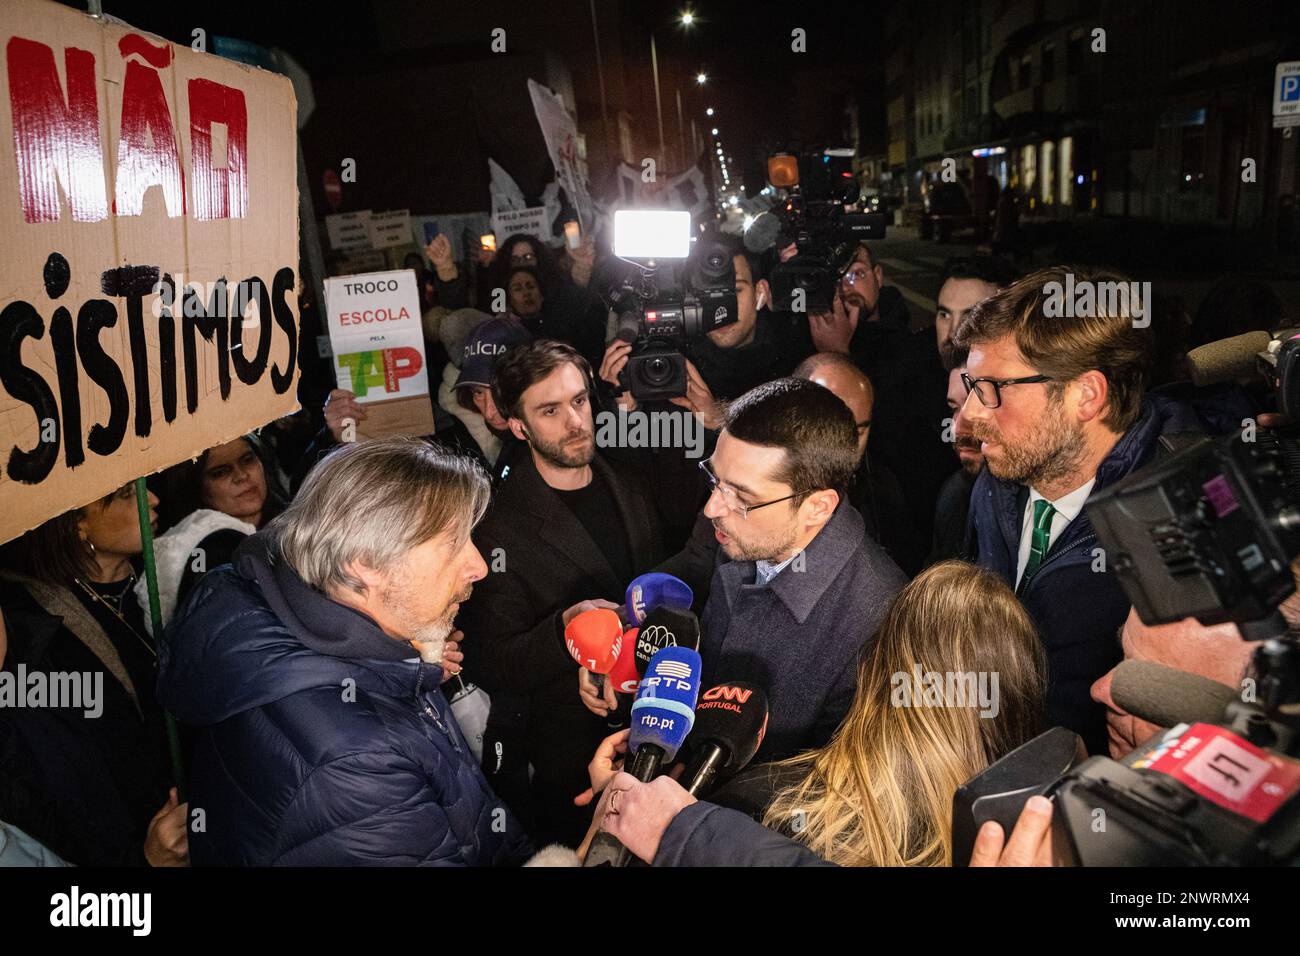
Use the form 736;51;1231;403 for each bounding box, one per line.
872;264;884;286
1073;370;1110;425
801;489;840;529
343;559;384;597
508;416;530;443
756;278;771;311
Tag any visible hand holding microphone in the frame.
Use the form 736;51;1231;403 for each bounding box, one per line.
574;728;631;808
566;607;624;717
598;771;697;865
584;645;701;867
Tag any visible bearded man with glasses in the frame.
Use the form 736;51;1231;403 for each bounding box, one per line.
694;378;907;763
954;266;1204;756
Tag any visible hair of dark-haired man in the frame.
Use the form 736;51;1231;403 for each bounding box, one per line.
491;339;596;422
939;255;1018;289
722;378;859;505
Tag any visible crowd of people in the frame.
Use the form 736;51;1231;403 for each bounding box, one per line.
1;223;1295;868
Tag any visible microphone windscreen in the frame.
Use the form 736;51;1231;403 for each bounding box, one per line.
614;310;640;344
1110;660;1238;728
625;572;694;625
692;682;769;772
1186;331;1271;387
630;646;702;762
609;627;641;694
634;606;702;677
743;211;782;254
564;608;624;675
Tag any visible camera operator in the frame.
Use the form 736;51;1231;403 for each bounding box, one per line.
597;234;793;551
955;266;1205;755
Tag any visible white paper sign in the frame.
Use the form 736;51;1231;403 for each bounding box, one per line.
491;205;550;243
324;270;428;403
368;209;412;249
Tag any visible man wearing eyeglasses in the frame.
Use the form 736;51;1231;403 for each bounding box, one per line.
954;266;1202;755
695;378;907;763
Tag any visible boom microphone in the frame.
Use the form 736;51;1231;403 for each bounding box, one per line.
565;608;624;694
633;606;702;678
1109;659;1240;728
625;572;694;625
742;211;783;254
1186;330;1272;387
680;682;769;797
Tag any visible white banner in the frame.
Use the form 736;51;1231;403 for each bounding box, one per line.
527;79;593;231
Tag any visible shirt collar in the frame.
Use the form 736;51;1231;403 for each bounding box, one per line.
1028;477;1097;523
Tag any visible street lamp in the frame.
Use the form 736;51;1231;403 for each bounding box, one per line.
706;107;714;116
650;10;699;171
696;72;707;84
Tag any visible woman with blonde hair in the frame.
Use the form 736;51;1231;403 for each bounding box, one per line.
585;560;1050;867
757;560;1047;866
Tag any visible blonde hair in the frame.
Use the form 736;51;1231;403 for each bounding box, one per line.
272;439;489;595
763;560;1047;866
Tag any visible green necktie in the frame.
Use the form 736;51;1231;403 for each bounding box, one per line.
1022;498;1057;584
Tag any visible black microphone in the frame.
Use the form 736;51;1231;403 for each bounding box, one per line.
680;682;769;797
633;606;702;678
950;726;1087;867
1110;660;1239;728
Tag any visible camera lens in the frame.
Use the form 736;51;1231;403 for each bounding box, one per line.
641;355;673;386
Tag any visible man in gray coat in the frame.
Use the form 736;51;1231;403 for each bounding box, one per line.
697;378;907;762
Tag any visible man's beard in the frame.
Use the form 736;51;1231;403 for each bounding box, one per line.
970;396;1086;487
383;576;473;664
842;288;877;317
713;519;798;564
531;427;595;469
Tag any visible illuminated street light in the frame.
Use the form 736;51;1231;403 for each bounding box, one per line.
696;72;707;85
706;107;714;116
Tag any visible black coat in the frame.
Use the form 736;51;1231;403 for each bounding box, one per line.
456;451;669;845
0;574;170;866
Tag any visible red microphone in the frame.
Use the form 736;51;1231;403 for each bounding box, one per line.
608;627;641;695
564;608;624;694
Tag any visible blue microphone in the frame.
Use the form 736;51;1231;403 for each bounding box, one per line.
625;572;694;626
582;646;702;868
628;645;702;781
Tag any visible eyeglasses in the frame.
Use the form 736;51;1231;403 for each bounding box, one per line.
511;253;538;265
841;266;874;287
856;418;871;433
699;458;805;519
961;372;1052;409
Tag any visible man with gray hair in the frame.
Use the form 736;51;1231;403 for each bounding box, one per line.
158;439;532;866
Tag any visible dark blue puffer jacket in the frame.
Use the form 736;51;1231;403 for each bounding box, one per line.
965;394;1203;755
157;535;532;866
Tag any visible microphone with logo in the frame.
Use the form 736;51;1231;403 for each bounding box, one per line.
610;605;702;717
680;682;769;797
625;572;694;625
584;645;702;867
565;607;624;696
634;606;702;677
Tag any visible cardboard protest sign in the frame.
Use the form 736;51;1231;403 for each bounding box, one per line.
323;270;434;440
0;0;301;544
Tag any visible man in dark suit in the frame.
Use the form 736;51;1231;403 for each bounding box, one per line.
456;340;668;847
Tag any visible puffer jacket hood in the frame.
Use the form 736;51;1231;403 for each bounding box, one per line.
159;530;415;727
